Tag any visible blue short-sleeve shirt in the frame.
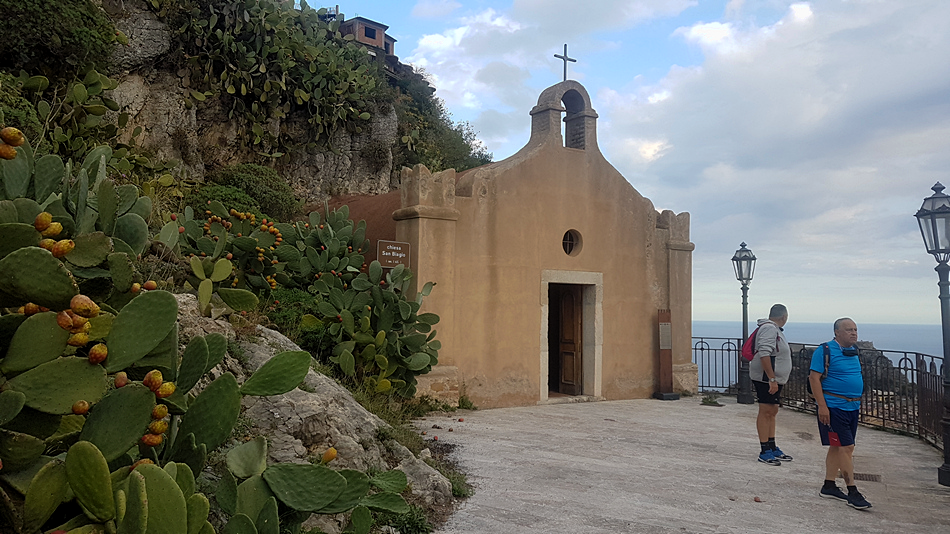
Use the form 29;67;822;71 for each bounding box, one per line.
810;340;863;411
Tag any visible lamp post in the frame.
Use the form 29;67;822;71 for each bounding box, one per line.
915;182;950;486
732;242;756;405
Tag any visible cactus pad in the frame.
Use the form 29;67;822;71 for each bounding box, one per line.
0;429;46;472
0;311;70;373
239;351;311;396
174;373;241;455
217;288;259;312
0;222;40;259
66;232;113;268
256;497;279;534
176;336;209;394
0;246;79;310
79;384;155;462
108;252;135;294
0;390;26;426
203;333;227;374
23;458;68;532
106;290;179;372
136;463;188;534
226;436;268;479
223;514;258;534
369;470;409;493
119;470;148;534
186;493;210;534
359;492;409;514
236;474;275;523
316;469;370;514
66;441;115;522
261;463;346;512
6;357;108;414
114;213;149;256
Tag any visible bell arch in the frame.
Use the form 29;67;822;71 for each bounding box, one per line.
529;80;599;150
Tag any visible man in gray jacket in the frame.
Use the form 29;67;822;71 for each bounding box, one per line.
750;304;792;465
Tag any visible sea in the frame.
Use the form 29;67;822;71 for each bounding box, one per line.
693;320;944;357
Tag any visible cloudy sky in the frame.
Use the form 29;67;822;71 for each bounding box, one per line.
345;0;950;325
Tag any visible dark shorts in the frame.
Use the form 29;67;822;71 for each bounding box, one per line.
753;380;783;404
818;407;859;447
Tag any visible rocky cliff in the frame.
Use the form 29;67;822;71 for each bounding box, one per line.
103;0;398;204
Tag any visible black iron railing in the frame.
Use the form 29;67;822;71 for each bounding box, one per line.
691;336;945;450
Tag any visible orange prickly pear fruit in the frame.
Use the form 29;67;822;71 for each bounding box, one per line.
68;333;89;347
72;400;90;415
141;433;163;447
321;447;337;465
130;282;141;293
70;313;88;329
148;420;169;434
41;222;64;238
57;311;74;330
0;127;24;147
23;303;41;315
38;238;56;250
70;294;100;318
143;280;157;291
51;239;74;258
70;320;92;335
88;343;108;364
143;370;163;391
155;382;176;398
130;459;153;472
34;212;52;232
0;143;15;160
114;371;129;388
152;404;168;420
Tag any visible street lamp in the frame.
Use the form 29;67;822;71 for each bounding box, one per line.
915;182;950;486
732;242;756;405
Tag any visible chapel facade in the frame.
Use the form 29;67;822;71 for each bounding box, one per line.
389;81;697;408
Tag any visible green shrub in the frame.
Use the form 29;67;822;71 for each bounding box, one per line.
376;504;434;534
209;164;301;221
185;184;263;219
0;72;43;141
0;0;116;80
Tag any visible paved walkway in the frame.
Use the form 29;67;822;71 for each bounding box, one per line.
416;398;950;534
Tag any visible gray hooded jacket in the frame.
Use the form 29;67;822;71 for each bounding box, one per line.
748;318;791;384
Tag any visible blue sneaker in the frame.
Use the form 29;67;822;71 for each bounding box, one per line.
772;447;793;461
847;491;872;510
758;449;781;466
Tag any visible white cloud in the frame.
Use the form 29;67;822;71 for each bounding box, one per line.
404;0;950;322
411;0;462;19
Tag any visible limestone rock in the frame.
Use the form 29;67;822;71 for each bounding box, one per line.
171;293;454;527
106;0;172;72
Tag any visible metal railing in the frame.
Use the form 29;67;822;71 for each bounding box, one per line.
691;336;945;450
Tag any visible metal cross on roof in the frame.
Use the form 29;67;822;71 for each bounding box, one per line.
554;44;576;82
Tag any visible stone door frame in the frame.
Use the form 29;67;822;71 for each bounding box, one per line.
539;270;603;403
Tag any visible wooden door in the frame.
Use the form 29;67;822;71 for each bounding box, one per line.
552;284;583;395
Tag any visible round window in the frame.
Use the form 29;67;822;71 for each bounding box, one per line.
562;230;582;256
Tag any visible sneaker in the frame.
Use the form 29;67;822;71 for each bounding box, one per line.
772;447;793;461
819;485;849;502
758;450;782;466
847;491;872;510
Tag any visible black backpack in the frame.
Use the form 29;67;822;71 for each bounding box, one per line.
805;343;831;397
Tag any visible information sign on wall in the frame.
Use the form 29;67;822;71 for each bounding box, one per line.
377;240;410;269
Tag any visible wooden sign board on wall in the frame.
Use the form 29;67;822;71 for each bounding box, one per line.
377;240;410;269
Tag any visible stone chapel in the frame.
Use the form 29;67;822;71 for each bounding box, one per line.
340;80;696;408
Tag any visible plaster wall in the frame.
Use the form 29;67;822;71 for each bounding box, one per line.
395;81;694;408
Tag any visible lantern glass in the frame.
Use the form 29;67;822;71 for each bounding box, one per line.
732;243;756;285
917;183;950;262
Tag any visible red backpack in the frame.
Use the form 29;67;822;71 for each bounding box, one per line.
740;326;779;362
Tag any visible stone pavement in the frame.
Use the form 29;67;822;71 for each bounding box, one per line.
415;398;950;534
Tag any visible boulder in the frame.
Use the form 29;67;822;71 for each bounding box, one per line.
172;293;453;530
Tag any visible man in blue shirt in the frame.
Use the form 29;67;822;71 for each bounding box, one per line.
809;317;872;510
